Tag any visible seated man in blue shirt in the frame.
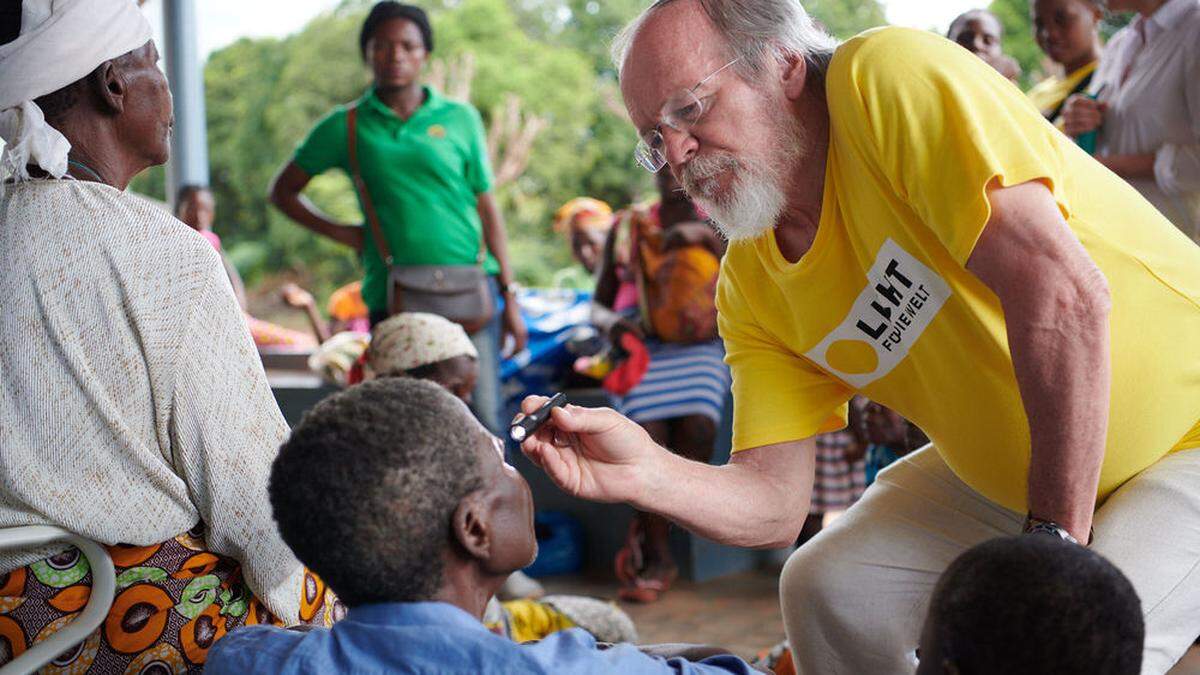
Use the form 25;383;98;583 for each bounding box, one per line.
207;377;758;674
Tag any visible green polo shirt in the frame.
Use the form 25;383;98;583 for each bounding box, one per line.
293;86;498;314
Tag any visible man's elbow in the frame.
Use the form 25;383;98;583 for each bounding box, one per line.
751;516;806;550
1064;262;1112;323
748;491;810;549
757;526;804;550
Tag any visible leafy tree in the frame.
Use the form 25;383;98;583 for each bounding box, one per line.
804;0;888;39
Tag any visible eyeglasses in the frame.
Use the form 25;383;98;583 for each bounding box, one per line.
634;57;741;173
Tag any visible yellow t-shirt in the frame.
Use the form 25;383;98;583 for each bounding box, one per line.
717;27;1200;513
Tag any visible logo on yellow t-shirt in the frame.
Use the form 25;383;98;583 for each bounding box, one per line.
806;239;951;387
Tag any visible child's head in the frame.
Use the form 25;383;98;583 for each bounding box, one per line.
368;312;479;402
174;184;214;232
917;536;1143;675
948;9;1006;61
270;378;537;607
1031;0;1102;71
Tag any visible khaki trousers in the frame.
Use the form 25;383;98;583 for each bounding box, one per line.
781;445;1200;675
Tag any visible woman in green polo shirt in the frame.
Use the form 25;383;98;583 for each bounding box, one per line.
268;2;526;433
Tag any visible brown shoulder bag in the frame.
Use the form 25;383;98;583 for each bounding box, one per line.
346;103;495;334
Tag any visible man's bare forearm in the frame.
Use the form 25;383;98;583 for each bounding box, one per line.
633;441;815;549
1006;272;1111;543
969;182;1113;544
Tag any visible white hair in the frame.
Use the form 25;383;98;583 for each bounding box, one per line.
611;0;840;82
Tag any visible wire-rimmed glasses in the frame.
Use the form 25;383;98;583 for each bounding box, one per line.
633;57;741;173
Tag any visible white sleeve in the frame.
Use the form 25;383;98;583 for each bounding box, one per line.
167;251;305;622
1153;33;1200;196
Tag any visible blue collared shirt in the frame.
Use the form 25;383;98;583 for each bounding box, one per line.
206;601;758;674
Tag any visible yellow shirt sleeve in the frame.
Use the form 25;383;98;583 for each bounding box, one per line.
717;249;853;453
828;27;1073;265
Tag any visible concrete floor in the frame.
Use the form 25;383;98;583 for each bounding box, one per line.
542;569;784;661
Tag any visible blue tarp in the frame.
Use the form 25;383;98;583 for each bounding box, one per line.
500;288;593;412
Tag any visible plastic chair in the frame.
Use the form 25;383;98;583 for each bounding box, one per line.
0;526;115;675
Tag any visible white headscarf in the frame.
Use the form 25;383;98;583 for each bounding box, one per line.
0;0;152;186
368;313;479;377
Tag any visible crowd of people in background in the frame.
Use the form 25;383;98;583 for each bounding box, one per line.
1;0;1198;672
949;0;1198;241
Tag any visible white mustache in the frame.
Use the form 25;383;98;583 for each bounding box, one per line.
681;153;741;192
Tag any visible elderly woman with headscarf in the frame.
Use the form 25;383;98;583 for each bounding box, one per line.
0;1;334;670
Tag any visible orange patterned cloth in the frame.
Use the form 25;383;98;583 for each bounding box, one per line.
625;204;720;343
0;523;340;673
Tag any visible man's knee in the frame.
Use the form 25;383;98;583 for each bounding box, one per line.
780;541;849;618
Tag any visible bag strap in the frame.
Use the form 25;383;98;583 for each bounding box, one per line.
347;103;394;266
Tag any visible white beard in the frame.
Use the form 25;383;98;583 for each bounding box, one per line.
681;113;805;242
693;160;788;242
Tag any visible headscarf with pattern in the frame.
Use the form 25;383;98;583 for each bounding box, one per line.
368;312;478;377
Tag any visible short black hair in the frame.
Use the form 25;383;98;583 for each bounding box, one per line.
929;536;1143;675
270;378;484;606
947;9;1003;38
174;184;210;215
359;2;433;59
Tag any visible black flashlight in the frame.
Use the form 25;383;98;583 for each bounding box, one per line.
510;393;568;442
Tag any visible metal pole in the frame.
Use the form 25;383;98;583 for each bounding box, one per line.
162;0;209;207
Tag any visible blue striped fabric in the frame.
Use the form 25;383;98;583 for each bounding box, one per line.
618;339;730;424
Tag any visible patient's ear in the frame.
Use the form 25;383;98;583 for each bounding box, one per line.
452;491;493;562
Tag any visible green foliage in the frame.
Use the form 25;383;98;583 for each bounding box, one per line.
989;0;1048;87
804;0;888;39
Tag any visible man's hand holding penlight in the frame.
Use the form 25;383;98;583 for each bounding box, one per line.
516;396;663;506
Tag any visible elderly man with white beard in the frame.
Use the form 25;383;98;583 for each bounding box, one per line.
516;1;1200;673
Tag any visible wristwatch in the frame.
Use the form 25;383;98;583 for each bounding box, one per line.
1022;514;1086;545
499;281;519;296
